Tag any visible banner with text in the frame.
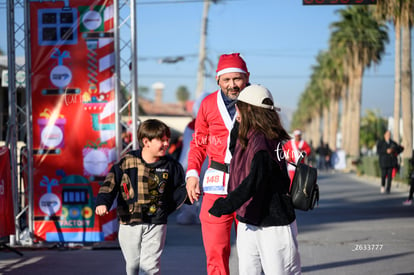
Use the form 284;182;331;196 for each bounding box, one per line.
29;0;118;242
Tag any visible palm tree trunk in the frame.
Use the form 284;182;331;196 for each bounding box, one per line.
329;94;339;150
311;112;321;148
393;20;401;143
323;106;329;145
308;117;315;145
341;86;348;153
344;74;354;155
306;120;313;143
349;65;363;160
401;18;412;160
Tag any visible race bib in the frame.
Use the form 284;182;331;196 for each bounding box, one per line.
202;168;228;195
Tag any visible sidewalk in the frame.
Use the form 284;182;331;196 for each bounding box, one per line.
0;211;209;275
296;171;414;275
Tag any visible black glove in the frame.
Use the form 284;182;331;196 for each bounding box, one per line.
208;198;227;217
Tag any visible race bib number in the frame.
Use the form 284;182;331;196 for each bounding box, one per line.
202;168;228;194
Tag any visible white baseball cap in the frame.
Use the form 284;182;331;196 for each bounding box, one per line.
237;84;280;111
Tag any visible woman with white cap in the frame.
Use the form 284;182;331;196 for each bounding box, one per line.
209;84;301;275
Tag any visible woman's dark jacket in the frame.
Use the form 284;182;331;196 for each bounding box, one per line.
209;130;296;227
377;139;403;169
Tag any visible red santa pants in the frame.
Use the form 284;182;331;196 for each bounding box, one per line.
200;193;237;275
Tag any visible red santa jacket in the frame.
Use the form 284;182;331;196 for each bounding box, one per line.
283;139;311;171
186;90;235;194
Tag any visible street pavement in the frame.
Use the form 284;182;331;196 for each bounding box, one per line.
0;171;413;275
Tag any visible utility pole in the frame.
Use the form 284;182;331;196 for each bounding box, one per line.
195;0;210;98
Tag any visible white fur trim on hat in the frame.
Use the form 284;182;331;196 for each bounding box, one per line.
293;130;302;136
216;67;247;78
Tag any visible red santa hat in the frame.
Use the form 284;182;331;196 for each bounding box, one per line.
216;53;249;78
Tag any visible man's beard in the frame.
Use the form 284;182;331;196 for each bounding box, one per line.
226;88;240;99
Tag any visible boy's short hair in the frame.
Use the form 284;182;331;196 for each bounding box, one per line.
138;119;171;148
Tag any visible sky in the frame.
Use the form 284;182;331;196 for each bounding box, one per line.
0;0;403;120
133;0;397;118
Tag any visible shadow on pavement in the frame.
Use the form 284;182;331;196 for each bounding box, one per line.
302;251;414;273
296;172;414;233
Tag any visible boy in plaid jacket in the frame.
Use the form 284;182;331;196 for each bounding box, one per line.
95;119;187;275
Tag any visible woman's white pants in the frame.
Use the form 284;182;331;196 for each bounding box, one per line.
237;220;301;275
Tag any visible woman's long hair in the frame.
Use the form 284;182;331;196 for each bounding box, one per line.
237;99;290;150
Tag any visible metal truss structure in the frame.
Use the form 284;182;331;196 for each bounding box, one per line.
6;0;138;245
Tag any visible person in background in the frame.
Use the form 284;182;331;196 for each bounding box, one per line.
95;119;187;275
376;130;403;194
316;140;332;171
121;126;132;151
209;84;301;275
323;143;333;171
186;53;250;275
283;129;312;184
176;92;210;225
167;134;183;160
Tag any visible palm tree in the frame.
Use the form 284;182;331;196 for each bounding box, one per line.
292;71;325;146
291;92;314;136
360;109;387;150
374;0;413;161
291;92;313;137
330;6;389;161
329;51;348;152
400;0;414;160
176;85;190;108
314;52;331;147
316;50;347;151
374;0;402;145
327;46;351;155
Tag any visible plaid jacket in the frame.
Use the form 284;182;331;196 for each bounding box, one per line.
96;150;187;224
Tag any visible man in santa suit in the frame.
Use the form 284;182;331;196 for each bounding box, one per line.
186;53;250;275
283;129;312;184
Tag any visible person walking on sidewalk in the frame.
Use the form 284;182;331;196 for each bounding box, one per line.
95;119;187;275
403;173;414;206
316;141;332;171
376;130;403;194
186;53;250;275
209;84;301;275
